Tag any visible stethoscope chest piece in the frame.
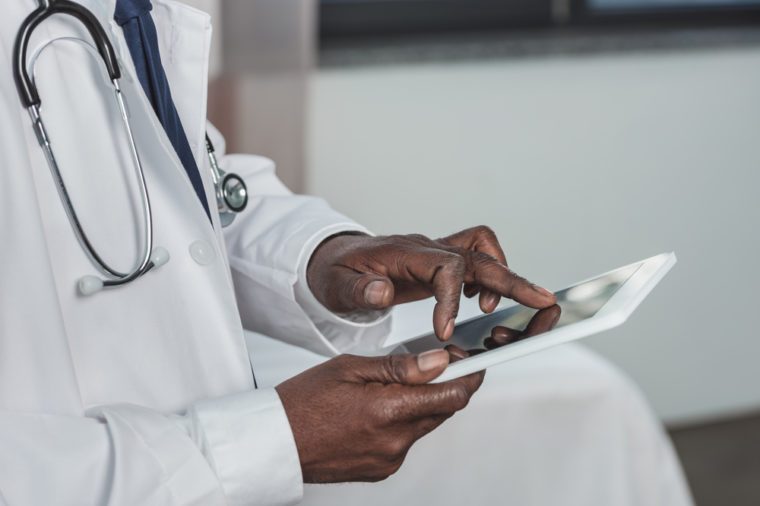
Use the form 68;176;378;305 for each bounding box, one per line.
222;173;248;213
206;135;249;227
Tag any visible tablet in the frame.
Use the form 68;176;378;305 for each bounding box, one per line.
393;252;676;383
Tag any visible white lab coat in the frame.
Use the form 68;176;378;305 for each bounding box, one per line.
0;2;698;506
0;0;389;504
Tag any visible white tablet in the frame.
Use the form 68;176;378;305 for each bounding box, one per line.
394;252;676;384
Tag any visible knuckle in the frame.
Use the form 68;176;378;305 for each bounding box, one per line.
384;234;405;244
440;252;466;276
405;233;431;243
334;354;364;376
368;396;395;425
475;370;487;388
347;276;365;298
365;473;388;483
472;250;497;265
476;225;497;241
367;458;404;483
462;372;485;396
384;355;409;383
388;233;429;247
449;383;472;411
384;437;409;461
387;458;405;477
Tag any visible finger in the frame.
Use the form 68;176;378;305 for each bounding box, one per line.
445;344;469;362
469;253;556;309
331;268;396;312
384;247;465;339
441;226;508;265
486;307;561;349
388;280;433;305
523;305;562;337
479;289;501;314
484;337;508;349
488;326;522;346
455;370;487;398
355;351;450;386
440;227;507;314
491;326;521;340
389;371;485;421
447;344;488;361
463;283;480;298
428;253;466;341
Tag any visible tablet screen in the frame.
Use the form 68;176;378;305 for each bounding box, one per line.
400;262;642;355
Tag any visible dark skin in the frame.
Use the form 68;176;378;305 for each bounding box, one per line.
277;349;483;483
277;226;556;483
484;305;562;350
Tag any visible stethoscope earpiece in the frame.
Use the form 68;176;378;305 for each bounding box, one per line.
78;247;171;297
150;247;170;268
14;2;247;297
78;276;104;296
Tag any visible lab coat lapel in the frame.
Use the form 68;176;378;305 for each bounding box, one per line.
2;0;255;414
148;0;235;265
149;0;211;174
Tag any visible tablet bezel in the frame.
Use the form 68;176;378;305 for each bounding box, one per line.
421;252;677;384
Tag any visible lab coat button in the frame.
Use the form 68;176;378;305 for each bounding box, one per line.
189;240;216;266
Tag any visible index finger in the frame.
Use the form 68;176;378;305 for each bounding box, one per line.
441;227;509;313
523;304;562;336
386;372;485;422
469;254;557;309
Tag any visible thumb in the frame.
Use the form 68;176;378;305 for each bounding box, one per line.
358;351;450;385
334;271;395;311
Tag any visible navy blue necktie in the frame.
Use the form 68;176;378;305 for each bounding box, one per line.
114;0;211;220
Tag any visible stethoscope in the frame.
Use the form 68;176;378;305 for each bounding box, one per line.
13;0;249;296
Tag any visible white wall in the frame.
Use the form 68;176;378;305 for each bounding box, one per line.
207;0;315;192
307;47;760;424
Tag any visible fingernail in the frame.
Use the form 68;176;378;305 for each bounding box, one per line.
533;285;554;298
485;292;500;311
444;318;455;338
490;326;512;338
417;349;449;372
364;280;388;306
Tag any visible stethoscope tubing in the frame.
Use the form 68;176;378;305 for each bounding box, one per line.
26;36;155;286
13;0;248;295
14;0;121;108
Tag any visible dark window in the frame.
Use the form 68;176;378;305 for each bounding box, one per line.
320;0;760;39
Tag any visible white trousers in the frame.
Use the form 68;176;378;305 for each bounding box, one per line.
246;301;694;506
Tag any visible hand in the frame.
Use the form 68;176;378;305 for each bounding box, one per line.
276;350;485;483
307;226;557;340
484;305;562;349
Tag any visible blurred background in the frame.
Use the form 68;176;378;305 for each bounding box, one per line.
186;0;759;503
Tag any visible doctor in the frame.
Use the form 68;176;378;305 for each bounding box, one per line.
0;0;557;504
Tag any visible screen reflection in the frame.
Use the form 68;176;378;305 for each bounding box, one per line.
401;263;641;355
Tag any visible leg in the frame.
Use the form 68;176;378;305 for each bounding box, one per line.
246;332;693;506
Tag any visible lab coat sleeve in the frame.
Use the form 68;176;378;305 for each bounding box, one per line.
0;389;302;506
209;125;392;356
